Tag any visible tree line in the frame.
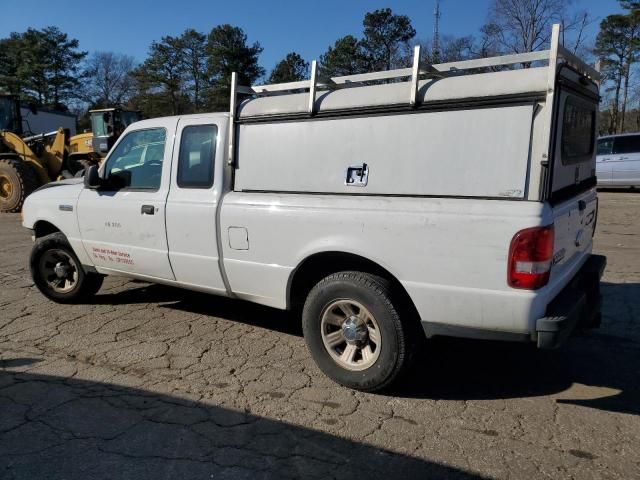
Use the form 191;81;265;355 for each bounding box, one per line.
596;1;640;134
0;1;627;131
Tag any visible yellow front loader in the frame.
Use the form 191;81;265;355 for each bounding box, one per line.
0;95;133;212
0;127;71;212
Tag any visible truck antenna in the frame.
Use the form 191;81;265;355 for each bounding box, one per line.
433;0;441;63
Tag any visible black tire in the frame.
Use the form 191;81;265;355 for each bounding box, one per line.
30;232;103;303
302;271;412;392
0;156;39;213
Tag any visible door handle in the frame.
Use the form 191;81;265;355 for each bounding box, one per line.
141;205;155;215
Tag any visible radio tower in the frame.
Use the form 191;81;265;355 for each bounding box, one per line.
433;0;441;63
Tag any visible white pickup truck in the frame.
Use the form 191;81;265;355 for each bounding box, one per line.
22;25;605;391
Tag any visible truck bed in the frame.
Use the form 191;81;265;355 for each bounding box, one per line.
220;192;555;335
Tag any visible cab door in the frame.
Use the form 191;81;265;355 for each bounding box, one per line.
77;122;175;280
164;117;226;293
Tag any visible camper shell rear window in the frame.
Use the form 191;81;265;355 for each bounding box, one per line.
561;97;595;165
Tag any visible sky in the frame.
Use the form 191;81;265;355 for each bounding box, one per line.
0;0;626;74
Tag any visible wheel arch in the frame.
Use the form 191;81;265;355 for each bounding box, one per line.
287;251;420;320
33;220;62;239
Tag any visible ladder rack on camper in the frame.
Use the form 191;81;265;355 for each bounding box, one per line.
227;23;600;165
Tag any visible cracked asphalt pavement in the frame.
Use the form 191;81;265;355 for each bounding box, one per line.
0;191;639;479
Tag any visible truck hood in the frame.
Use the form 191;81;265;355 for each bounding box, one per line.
34;177;84;192
22;178;85;230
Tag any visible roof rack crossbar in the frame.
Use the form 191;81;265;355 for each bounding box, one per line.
434;50;551;72
331;67;414;85
250;79;314;93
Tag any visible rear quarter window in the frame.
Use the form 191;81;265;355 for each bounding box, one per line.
561;97;596;165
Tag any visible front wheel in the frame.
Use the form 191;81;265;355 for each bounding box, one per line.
302;271;413;392
30;232;103;303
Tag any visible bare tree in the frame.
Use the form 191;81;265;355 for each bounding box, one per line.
413;35;475;64
477;23;503;58
565;11;591;54
485;0;591;55
82;51;136;107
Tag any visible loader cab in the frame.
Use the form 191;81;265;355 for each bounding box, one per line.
0;95;22;135
89;108;141;156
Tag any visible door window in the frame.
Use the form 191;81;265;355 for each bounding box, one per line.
597;138;613;155
104;128;166;190
177;125;217;188
612;135;640;155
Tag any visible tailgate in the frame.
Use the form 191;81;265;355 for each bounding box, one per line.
549;188;597;280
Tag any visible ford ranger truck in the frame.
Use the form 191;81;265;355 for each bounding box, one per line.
22;24;605;391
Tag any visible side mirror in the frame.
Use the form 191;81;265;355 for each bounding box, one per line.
84;165;101;189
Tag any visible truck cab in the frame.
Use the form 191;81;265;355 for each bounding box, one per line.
78;115;227;290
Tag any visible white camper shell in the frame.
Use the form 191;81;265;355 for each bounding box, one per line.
23;24;606;392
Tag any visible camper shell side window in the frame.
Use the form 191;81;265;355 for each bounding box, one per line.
561;96;596;165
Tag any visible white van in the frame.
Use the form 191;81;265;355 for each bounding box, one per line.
597;133;640;187
22;25;606;391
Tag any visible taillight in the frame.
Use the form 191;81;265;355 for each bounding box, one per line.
508;225;554;290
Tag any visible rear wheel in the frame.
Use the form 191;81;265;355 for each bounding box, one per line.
302;271;413;392
30;232;103;303
0;157;39;213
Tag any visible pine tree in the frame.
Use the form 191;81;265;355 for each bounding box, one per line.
268;52;308;83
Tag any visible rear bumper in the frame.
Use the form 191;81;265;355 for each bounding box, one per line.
536;254;606;349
